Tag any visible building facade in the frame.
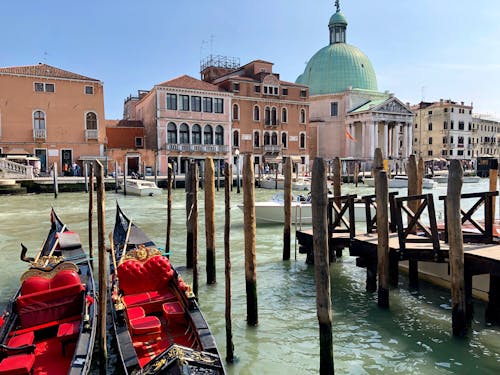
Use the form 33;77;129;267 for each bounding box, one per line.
201;58;310;174
412;99;474;161
471;114;500;159
0;63;105;175
124;75;232;175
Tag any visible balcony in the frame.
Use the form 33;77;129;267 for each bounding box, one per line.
263;145;282;153
85;129;99;140
33;128;46;140
165;143;229;153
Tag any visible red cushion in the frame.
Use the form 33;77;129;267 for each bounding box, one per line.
57;320;80;339
7;332;34;348
126;306;145;321
51;270;81;289
122;293;151;308
0;353;35;375
20;270;80;296
129;316;161;335
162;302;184;323
117;255;173;295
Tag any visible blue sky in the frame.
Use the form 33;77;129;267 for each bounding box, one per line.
2;0;500;119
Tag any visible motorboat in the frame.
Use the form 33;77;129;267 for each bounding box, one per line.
259;175;311;191
433;175;481;184
365;175;437;189
122;178;162;196
239;192;369;225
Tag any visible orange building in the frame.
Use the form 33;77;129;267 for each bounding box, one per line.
0;63;105;175
201;58;310;173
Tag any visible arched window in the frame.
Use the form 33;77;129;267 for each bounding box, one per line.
254;131;260;148
86;112;97;129
281;132;287;148
34;110;45;129
233;130;239;147
253;106;260;121
204;124;213;144
264;107;271;125
215;125;224;145
167;122;177;144
179;123;189;143
281;108;287;123
192;124;202;144
300;109;306;123
271;132;278;145
300;132;306;148
232;104;239;120
271;107;277;125
264;132;270;145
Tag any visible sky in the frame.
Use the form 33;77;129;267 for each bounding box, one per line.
2;0;500;119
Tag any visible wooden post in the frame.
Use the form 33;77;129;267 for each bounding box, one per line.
274;164;278;190
417;157;424;196
53;162;58;199
283;157;292;261
189;162;199;296
489;159;498;221
407;154;419;290
173;161;177;190
224;162;234;362
205;158;216;284
123;160;127;196
332;157;341;207
243;154;258;326
186;162;197;270
354;162;359;187
84;163;89;193
95;160;107;371
88;162;94;271
216;159;220;192
154;152;158;186
114;161;119;193
311;157;334;374
165;163;172;256
376;170;390;308
447;159;467;336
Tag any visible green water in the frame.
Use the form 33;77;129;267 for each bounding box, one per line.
0;180;499;374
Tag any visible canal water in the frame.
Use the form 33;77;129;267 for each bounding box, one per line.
0;179;499;374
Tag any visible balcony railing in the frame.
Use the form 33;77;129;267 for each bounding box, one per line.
33;128;46;140
165;143;229;153
263;145;282;153
85;129;98;140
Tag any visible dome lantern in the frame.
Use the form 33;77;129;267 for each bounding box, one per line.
329;0;347;44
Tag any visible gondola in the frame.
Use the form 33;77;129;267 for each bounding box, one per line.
0;209;97;374
109;204;225;374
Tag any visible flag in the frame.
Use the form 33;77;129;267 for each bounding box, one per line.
345;129;356;141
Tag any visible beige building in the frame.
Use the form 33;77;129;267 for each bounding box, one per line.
0;63;106;175
471;114;500;158
412;99;473;161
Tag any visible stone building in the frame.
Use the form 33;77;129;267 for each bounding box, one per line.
471;114;500;159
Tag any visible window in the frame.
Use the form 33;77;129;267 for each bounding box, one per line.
300;133;306;149
167;94;177;110
282;88;288;96
281;108;287;123
428;110;432;115
264;132;270;145
264;107;271;125
458;150;464;156
214;98;224;113
135;137;143;148
271;132;278;145
443;137;447;144
232;104;239;120
192;124;202;144
204;125;213;144
253;106;260;121
300;109;306;123
203;97;213;113
458;121;464;130
254;131;260;148
85;86;94;95
34;110;46;129
215;125;224;145
180;95;189;111
281;133;287;148
167;122;177;143
271;107;277;125
263;85;279;96
179;123;189;143
428;137;432;145
428;123;432;131
254;85;261;93
34;82;55;92
300;89;307;98
427;150;433;156
444;108;448;113
233;130;239;147
331;102;338;116
449;150;453;155
443;121;448;130
450;121;454;130
86;112;97;129
191;96;201;112
442;150;447;156
450;136;454;144
233;83;240;92
458;136;464;145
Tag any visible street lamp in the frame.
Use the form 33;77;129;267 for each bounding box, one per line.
235;148;240;194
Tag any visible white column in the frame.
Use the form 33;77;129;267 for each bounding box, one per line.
372;121;378;158
394;123;400;158
383;123;389;158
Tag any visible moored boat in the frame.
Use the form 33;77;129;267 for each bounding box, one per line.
365;175;437;189
109;204;225;374
0;209;97;374
122;178;162;196
259;175;311;191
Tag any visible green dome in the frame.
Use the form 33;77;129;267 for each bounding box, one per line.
329;11;347;26
298;43;378;94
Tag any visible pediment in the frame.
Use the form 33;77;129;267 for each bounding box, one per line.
372;97;413;115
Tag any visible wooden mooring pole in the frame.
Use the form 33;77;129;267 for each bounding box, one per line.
447;160;468;336
123;160;127;196
190;162;199;296
376;170;390;308
332;156;341;206
489;159;498;221
311;157;334;374
84;163;89;193
95;160;108;371
53;162;58;199
114;161;118;193
165;163;172;256
88;162;94;271
224;163;234;362
283;157;292;261
185;163;193;268
407;154;419;290
205;158;216;284
243;154;258;326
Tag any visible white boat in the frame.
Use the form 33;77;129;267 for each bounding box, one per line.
365;175;437;189
259;175;311;191
434;175;481;184
122;178;162;196
239;192;369;225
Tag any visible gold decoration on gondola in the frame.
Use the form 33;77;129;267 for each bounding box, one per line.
151;358;167;372
20;260;78;282
121;245;162;263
